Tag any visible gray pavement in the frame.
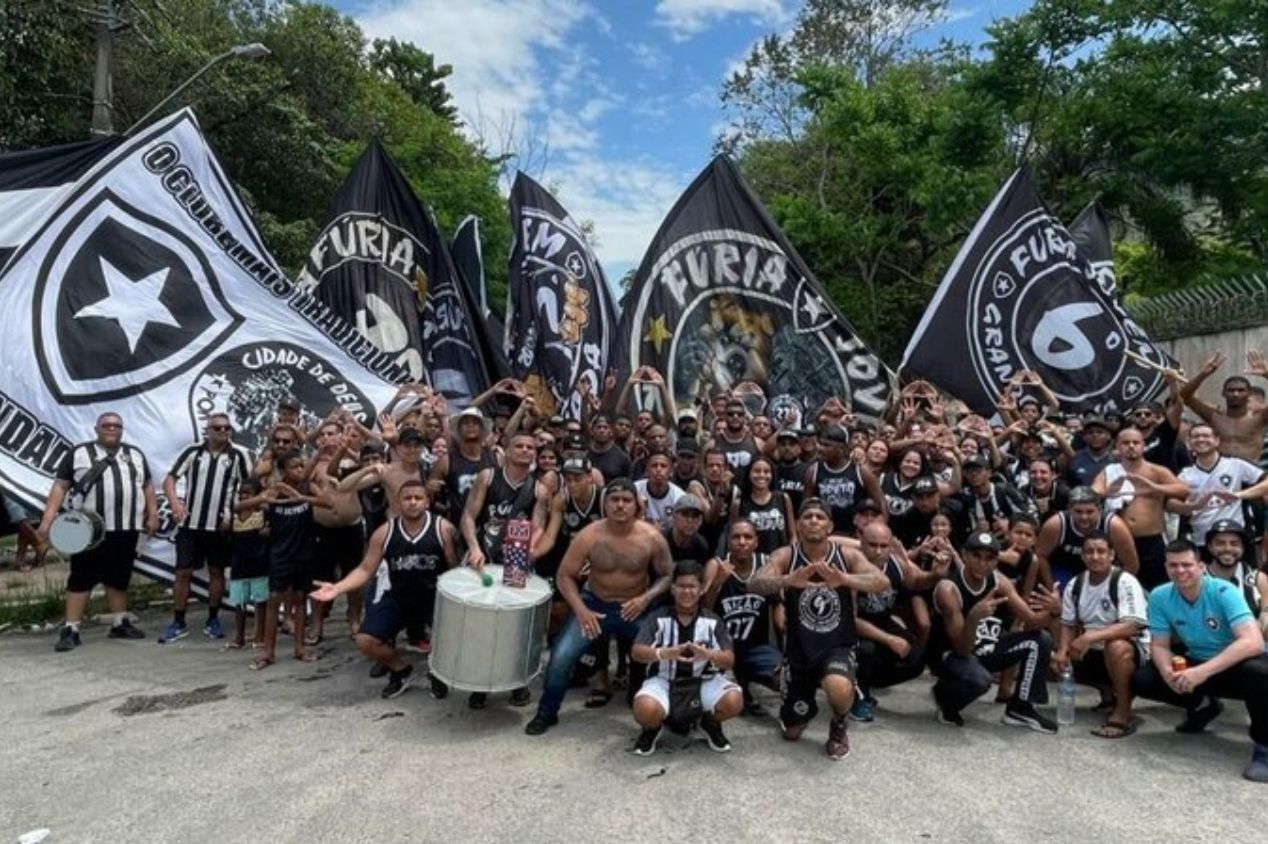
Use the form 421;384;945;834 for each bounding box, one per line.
1;611;1263;843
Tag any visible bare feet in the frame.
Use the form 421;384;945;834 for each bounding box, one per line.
294;649;319;662
249;654;275;671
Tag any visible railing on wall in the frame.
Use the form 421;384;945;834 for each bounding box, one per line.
1129;274;1268;340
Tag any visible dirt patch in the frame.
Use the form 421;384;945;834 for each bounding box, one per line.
113;684;228;716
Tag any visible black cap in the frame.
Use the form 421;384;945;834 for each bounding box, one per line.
561;455;591;475
563;433;587;452
963;455;990;471
775;428;799;441
1207;519;1244;539
964;532;1000;553
676;437;700;455
1082;415;1111;431
549;415;567;426
278;395;301;411
799;497;831;518
798;425;818;438
854;498;883;514
913;476;939;495
398;427;425;444
820;425;849;444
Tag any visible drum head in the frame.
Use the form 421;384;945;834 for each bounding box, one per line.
50;512;94;553
438;565;551;608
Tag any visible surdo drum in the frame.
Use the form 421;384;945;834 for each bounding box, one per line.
429;565;551;692
49;510;105;555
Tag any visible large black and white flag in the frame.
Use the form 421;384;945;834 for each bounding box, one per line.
616;156;891;421
450;215;510;380
0;110;408;585
506;172;617;418
0;136;122;271
901;169;1171;414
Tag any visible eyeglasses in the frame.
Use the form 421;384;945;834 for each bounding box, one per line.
99;422;122;430
209;424;232;432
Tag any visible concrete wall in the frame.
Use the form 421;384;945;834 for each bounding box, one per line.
1158;325;1268;406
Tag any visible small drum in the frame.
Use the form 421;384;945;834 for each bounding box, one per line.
49;510;105;555
429;565;551;693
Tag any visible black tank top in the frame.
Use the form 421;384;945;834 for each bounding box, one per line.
880;472;916;517
773;460;807;510
359;484;389;534
931;567;1002;660
736;491;790;554
785;541;857;667
446;447;496;522
479;468;537;559
1048;511;1115;577
717;433;758;474
268;497;316;563
381;513;446;595
813;461;863;533
715;552;772;647
856;555;904;621
562;484;604;542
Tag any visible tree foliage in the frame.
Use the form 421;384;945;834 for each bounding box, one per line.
0;0;508;310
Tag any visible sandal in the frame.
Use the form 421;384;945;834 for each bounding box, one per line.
249;655;275;671
1092;720;1137;739
304;632;324;646
224;641;244;651
584;689;614;709
294;649;319;662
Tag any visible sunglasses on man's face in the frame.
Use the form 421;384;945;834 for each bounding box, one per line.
209;424;232;432
273;438;295;446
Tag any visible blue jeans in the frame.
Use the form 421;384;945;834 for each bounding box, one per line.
536;591;646;720
734;642;782;689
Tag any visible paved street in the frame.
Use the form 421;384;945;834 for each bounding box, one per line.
1;611;1262;843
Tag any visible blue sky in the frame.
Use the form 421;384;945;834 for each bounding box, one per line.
339;0;1032;282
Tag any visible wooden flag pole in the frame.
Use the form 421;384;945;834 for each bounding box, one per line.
1124;349;1188;384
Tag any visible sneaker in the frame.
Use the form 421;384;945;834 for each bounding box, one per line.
381;664;414;699
468;692;488;709
109;618;145;640
369;661;389;679
429;675;450;699
743;699;769;718
54;625;81;652
699;716;732;752
849;696;875;723
633;725;662;756
203;618;225;639
1243;744;1268;783
1002;701;1059;735
510;687;532;707
524;713;558;736
825;715;851;760
1176;697;1225;734
937;706;965;727
157;621;188;644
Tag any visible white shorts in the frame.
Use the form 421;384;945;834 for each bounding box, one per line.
635;674;740;715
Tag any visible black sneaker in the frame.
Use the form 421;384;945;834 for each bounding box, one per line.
1176;697;1225;734
54;625;81;652
429;675;450;699
381;665;414;699
633;725;662;756
743;698;769;718
510;687;532;707
369;661;389;679
825;715;850;760
524;713;557;736
108;618;145;640
1002;701;1058;734
700;716;732;752
937;706;965;727
468;692;488;709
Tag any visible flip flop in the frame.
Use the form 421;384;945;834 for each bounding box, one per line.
1092;720;1136;739
304;633;324;646
223;641;244;651
584;689;614;709
294;650;319;662
249;655;275;671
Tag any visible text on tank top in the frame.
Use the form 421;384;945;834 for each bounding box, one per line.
716;552;772;646
447;448;496;514
382;513;445;593
814;462;862;530
856;555;904;619
785;541;857;665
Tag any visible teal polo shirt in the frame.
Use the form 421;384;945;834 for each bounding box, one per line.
1148;575;1261;663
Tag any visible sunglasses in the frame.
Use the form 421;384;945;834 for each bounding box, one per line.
99;422;123;430
209;424;232;432
726;411;745;417
273;438;295;446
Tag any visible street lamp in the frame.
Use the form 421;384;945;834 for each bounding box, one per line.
123;42;271;136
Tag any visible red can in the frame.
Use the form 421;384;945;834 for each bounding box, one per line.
1171;655;1188;672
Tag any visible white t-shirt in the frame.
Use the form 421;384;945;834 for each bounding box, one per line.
1060;567;1150;649
1179;455;1264;544
635;479;686;530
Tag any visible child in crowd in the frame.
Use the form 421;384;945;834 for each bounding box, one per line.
227;478;268;650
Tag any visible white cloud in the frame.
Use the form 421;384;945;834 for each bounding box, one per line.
654;0;789;41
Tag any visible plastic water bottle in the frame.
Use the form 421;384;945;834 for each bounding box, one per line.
1057;666;1077;726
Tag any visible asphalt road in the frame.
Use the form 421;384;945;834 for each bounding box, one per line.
1;611;1263;843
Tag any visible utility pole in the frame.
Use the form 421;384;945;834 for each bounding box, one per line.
90;0;117;136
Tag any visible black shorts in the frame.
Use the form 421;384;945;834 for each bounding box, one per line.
269;556;312;595
1133;534;1167;591
313;523;365;582
359;586;434;645
779;646;858;727
174;529;230;570
67;530;139;593
1073;644;1142;688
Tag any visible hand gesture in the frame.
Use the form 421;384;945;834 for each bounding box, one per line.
967;588;1006;622
1248;349;1268;379
1028;583;1061;616
812;561;847;589
716;559;736;582
785;564;819;589
310;581;340;603
604;368;617;393
1068;633;1092;661
1200;350;1225;376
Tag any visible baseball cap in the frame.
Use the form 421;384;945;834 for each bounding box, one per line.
562;433;588;452
775;427;799;441
676;438;700;455
1068;486;1101;505
561;455;591;475
1082;415;1111;431
1207;519;1243;538
677;407;699;422
675;494;705;514
548;415;567;426
398;427;425;445
913;476;939;495
963;455;990;471
964;532;1000;553
819;425;849;444
278;395;301;411
450;406;489;433
854;498;883;514
1133;401;1165;414
798;425;818;438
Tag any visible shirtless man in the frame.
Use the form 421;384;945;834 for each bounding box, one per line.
525;478;673;736
1181;351;1268;462
1093;427;1189;590
429;408;499;524
310;423;369;641
1035;487;1139;587
336;427;430;516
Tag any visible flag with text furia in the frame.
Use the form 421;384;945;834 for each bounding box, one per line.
901;168;1172;415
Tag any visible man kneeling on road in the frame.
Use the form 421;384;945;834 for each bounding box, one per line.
630;560;743;756
1055;532;1149;739
1132;539;1268;782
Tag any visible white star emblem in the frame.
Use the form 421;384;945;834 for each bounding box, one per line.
564;251;585;278
74;257;181;355
800;294;826;322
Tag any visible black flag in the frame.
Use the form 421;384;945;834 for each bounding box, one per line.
615;156;891;422
296;138;429;381
451;215;489;317
901;169;1171;415
1069;201;1116;295
506;172;617;418
418;209;493;404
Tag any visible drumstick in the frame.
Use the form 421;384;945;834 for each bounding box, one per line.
1124;349;1188;384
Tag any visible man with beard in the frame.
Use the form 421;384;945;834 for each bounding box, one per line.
1067;416;1116;487
804;425;885;536
461;431;550;708
525;479;673;736
1036;486;1140;588
772;428;810;511
1132;382;1188;473
748;499;890;760
959;455;1034;539
310;480;457;699
675;407;702;450
713;399;761;476
670;438;707;495
1175;423;1267;545
1094;427;1190;589
631;425;672;481
1205;522;1267;634
587;415;632;483
430;408;499;525
1181;351;1268;462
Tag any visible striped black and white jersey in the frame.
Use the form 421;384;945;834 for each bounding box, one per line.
635;605;733;680
167;442;252;531
56;441;152;532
